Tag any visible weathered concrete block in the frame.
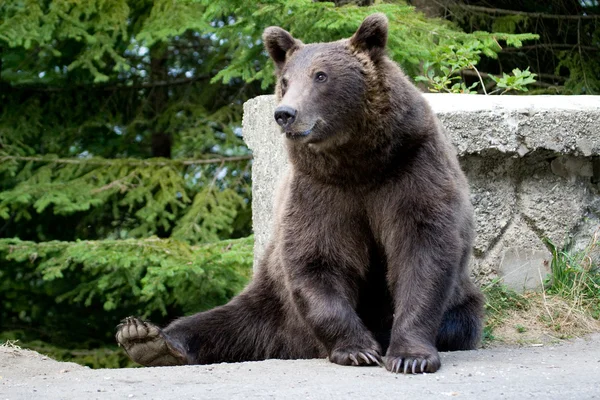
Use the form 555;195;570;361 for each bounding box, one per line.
551;156;595;180
462;156;517;255
242;94;600;292
519;164;589;247
242;96;288;262
499;248;551;291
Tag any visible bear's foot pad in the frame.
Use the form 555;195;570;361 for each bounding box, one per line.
116;316;187;367
329;347;382;367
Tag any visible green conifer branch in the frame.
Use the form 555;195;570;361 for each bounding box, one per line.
0;155;251;242
0;155;252;166
0;236;254;316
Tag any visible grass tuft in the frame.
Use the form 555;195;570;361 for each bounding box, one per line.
0;339;22;349
483;231;600;346
481;280;530;345
544;230;600;319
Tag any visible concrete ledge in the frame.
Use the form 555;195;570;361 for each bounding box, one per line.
243;94;600;291
427;94;600;157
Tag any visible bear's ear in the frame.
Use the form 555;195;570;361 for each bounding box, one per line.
349;13;388;59
263;27;302;72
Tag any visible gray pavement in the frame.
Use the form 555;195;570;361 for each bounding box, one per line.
1;333;599;399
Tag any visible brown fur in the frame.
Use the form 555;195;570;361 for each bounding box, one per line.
116;14;483;374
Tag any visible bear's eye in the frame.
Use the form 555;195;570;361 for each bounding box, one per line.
315;72;328;83
280;78;288;91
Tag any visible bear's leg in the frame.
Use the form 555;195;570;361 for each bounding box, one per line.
383;231;464;374
116;278;323;366
284;255;383;367
436;286;484;351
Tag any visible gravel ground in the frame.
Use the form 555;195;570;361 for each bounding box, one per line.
2;333;599;400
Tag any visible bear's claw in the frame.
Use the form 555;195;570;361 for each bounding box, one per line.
115;316;188;367
329;347;383;367
385;355;438;374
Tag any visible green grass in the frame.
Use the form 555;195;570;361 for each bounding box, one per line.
544;232;600;319
481;280;530;345
515;324;527;333
482;232;600;346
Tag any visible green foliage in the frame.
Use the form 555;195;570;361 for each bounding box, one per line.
491;15;528;35
0;155;251;242
556;50;600;95
416;43;538;94
0;236;252;345
489;67;537;94
1;1;537;94
0;0;130;83
196;0;537;90
416;41;485;94
450;2;600;94
544;234;600;319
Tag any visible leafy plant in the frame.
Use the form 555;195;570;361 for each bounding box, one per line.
416;41;486;94
417;45;538;94
489;68;537;94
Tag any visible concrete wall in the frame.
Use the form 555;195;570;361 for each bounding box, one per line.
242;94;600;292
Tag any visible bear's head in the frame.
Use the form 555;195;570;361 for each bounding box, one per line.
263;14;389;149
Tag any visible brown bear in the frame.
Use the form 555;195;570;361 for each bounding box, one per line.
115;13;484;374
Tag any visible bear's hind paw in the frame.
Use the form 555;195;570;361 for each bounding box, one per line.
115;316;187;367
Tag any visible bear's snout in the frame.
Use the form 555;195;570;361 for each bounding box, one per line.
274;106;297;130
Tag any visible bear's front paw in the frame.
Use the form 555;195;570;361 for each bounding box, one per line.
384;351;441;374
329;346;383;367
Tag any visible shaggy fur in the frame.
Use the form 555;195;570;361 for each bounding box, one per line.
115;13;484;374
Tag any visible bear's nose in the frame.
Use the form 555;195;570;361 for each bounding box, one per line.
274;106;297;129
